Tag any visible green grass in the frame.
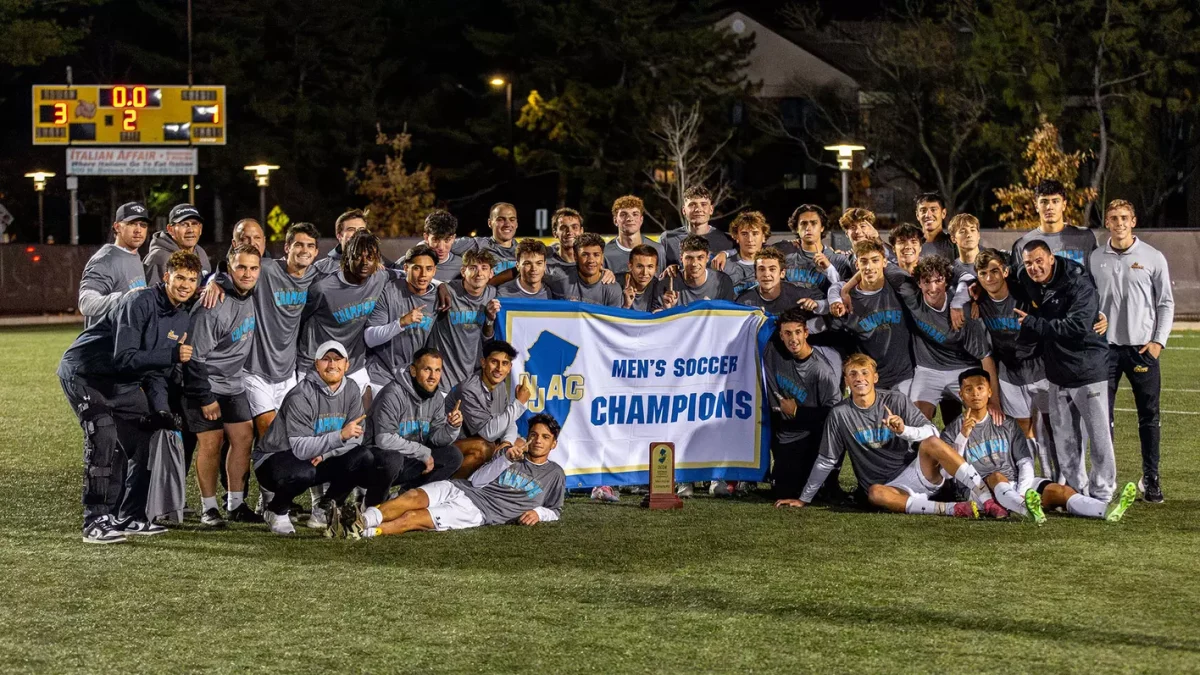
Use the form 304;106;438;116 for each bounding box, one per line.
2;326;1199;673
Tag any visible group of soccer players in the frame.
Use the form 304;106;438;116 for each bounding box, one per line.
59;180;1173;544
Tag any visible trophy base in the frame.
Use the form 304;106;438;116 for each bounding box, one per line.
641;493;684;510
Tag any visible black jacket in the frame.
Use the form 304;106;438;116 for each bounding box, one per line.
59;284;191;411
1011;257;1108;388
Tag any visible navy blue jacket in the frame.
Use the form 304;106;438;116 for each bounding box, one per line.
1010;257;1108;388
59;284;191;411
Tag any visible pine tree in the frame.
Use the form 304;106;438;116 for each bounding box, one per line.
346;125;436;238
992;117;1096;230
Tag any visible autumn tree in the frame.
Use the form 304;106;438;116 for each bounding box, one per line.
992;117;1096;230
346;125;436;237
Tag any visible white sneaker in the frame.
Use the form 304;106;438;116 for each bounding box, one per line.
709;481;734;497
307;506;328;529
270;512;295;535
590;486;620;502
676;483;694;498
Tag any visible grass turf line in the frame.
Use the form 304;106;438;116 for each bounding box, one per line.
1;326;1199;673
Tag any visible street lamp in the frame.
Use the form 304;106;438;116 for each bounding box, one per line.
490;75;514;169
244;163;279;227
823;141;865;212
24;171;55;244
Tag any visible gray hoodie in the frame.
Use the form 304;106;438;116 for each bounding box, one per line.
253;370;364;468
143;230;211;284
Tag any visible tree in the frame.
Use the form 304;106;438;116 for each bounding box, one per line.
643;102;740;229
0;0;101;67
346;125;436;237
992;117;1095;230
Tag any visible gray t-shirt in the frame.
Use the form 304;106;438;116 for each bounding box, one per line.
365;376;459;462
941;413;1031;481
186;279;256;397
886;272;991;371
603;238;666;276
444;372;526;444
819;389;928;492
453;457;566;526
652;269;734;309
622;276;661;312
763;342;843;444
1011;226;1098;270
453;236;519;275
784;246;853;295
660;226;735;267
735;283;809;316
300;270;388;373
427;280;497;390
433;250;463;283
546;245;574;273
721;254;759;296
976;292;1045;385
545;267;623;307
920;232;957;261
496;278;552;300
79;243;148;328
366;279;438;386
253;372;364;467
828;265;914;389
246;258;319;383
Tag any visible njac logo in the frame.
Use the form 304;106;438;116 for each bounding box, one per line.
515;330;584;434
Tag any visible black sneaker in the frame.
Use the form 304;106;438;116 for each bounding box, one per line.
113;517;169;536
226;503;260;523
200;507;226;527
82;516;128;545
1142;475;1164;503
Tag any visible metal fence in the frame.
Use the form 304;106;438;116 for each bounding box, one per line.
3;231;1198;319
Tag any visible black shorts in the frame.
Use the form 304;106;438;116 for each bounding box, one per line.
184;392;253;433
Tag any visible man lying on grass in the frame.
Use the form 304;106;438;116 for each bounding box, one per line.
776;353;1007;518
331;413;566;538
945;368;1137;524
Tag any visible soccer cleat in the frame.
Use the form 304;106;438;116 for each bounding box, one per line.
82;516;128;545
1142;475;1164;503
675;483;694;498
981;499;1009;519
709;481;734;497
590;486;619;503
1023;489;1047;526
226;503;260;523
338;501;364;540
200;507;226;528
324;501;344;539
113;517;169;536
950;501;979;519
1106;482;1138;523
307;505;329;529
269;512;295;535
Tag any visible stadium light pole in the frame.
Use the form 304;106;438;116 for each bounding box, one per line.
24;171;55;244
490;76;514;170
244;164;279;228
823;142;865;213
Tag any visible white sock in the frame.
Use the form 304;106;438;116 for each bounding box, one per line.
905;494;953;516
1066;494;1107;519
364;506;383;529
993;482;1028;516
201;495;219;511
954;463;993;505
228;491;244;511
363;527;378;538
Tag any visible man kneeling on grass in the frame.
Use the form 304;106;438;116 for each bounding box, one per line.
945;367;1136;525
334;413;565;538
776;353;1007;518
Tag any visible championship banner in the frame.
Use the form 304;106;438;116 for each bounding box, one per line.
495;298;774;489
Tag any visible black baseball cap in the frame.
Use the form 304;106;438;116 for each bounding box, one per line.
168;203;204;225
113;202;150;224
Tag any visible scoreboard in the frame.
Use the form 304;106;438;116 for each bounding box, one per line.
31;84;226;145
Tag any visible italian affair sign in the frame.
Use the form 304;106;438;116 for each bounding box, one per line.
496;299;773;489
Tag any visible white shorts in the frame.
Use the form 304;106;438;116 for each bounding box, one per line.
346;368;371;397
367;378;392;398
910;366;965;405
892;378;913;399
998;367;1051;420
243;372;298;418
885;457;945;496
420;481;485;531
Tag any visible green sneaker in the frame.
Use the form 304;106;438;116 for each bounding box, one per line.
1105;482;1138;523
1024;489;1046;526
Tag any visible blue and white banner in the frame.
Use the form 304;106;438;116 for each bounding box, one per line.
496;299;774;489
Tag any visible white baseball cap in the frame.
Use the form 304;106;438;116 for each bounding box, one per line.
314;340;349;360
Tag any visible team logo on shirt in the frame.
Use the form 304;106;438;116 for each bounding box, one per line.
331;298;377;324
774;374;809;404
313;415;346;434
965;438;1008;464
495;468;545;498
231;316;256;342
853;426;894;448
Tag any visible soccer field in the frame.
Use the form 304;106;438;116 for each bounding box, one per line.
1;326;1198;673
